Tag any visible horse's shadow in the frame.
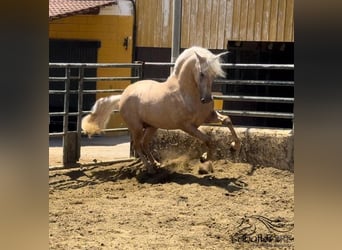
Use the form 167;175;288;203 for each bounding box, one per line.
50;162;247;193
93;163;247;193
134;168;245;193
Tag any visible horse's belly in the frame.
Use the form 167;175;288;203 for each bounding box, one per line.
143;105;212;130
192;113;211;127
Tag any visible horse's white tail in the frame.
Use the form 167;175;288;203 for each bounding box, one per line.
81;95;121;137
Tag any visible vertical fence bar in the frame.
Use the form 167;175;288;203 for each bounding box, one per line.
62;67;71;165
171;0;182;64
76;66;85;161
135;61;143;80
62;67;70;134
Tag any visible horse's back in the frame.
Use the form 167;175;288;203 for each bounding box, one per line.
119;80;172;125
120;79;167;105
119;78;193;129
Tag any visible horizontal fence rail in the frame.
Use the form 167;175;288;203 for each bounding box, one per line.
213;95;294;104
220;63;294;70
49;62;142;68
214;79;294;87
49;61;294;167
218;110;294;119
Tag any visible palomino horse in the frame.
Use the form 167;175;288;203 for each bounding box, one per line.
82;46;241;173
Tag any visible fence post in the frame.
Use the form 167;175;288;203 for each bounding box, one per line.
62;67;71;165
63;131;79;166
171;0;182;66
133;61;143;81
62;66;79;166
75;66;84;162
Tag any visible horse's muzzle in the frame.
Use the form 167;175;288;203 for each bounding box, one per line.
200;97;213;104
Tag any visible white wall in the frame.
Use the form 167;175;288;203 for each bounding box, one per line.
99;0;133;16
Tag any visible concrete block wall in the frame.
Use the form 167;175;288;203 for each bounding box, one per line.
151;126;294;172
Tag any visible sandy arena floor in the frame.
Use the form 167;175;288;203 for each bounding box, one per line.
49;137;294;250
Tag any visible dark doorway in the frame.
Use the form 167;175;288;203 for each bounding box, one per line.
49;39;100;132
223;41;294;128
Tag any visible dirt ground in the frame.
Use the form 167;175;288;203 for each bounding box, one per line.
49;153;294;249
49;135;131;167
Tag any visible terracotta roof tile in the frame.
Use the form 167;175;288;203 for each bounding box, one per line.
49;0;117;20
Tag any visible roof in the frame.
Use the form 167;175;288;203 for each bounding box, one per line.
49;0;117;20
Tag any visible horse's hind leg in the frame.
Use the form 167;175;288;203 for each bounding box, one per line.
130;128;154;173
142;127;160;168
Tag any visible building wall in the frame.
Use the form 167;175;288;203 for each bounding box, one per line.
49;14;134;129
136;0;294;49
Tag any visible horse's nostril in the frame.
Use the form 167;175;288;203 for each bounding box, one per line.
201;97;212;104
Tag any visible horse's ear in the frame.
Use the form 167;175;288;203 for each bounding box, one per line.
194;51;209;72
194;51;207;64
208;51;230;66
214;51;230;60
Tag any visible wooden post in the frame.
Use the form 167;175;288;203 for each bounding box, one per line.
63;131;80;166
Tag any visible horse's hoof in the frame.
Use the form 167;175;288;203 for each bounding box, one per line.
230;141;241;152
200;152;208;163
153;160;161;168
198;161;213;174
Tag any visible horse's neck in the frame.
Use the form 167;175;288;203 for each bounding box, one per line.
164;75;179;90
177;61;199;99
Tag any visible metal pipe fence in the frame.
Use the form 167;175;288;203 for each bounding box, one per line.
49;61;294;166
217;63;294;121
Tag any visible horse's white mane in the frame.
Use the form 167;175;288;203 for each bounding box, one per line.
172;46;226;78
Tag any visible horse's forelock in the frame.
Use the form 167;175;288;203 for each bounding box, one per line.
174;46;226;78
192;47;225;78
208;57;226;78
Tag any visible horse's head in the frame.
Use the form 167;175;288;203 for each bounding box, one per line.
194;50;228;104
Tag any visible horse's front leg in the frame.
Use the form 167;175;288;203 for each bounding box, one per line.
206;111;241;153
181;124;215;161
